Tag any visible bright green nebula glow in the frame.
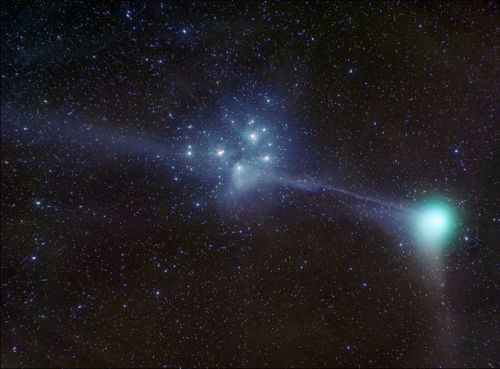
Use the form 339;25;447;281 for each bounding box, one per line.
413;200;457;250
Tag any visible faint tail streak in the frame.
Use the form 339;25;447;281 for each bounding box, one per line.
270;173;411;213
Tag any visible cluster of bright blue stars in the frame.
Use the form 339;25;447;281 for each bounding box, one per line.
176;113;286;195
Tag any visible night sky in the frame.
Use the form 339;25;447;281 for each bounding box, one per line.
1;1;499;367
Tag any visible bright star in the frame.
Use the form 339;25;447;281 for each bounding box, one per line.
216;149;225;157
249;132;258;143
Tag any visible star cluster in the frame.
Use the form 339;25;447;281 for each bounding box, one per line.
1;2;499;368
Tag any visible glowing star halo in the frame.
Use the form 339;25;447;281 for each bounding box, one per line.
412;200;457;251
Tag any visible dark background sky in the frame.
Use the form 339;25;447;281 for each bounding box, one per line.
1;1;499;367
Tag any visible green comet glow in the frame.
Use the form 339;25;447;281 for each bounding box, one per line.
413;200;457;250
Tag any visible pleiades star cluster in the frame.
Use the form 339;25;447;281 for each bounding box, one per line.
1;1;499;367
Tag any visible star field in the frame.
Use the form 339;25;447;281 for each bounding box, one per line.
1;1;499;367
